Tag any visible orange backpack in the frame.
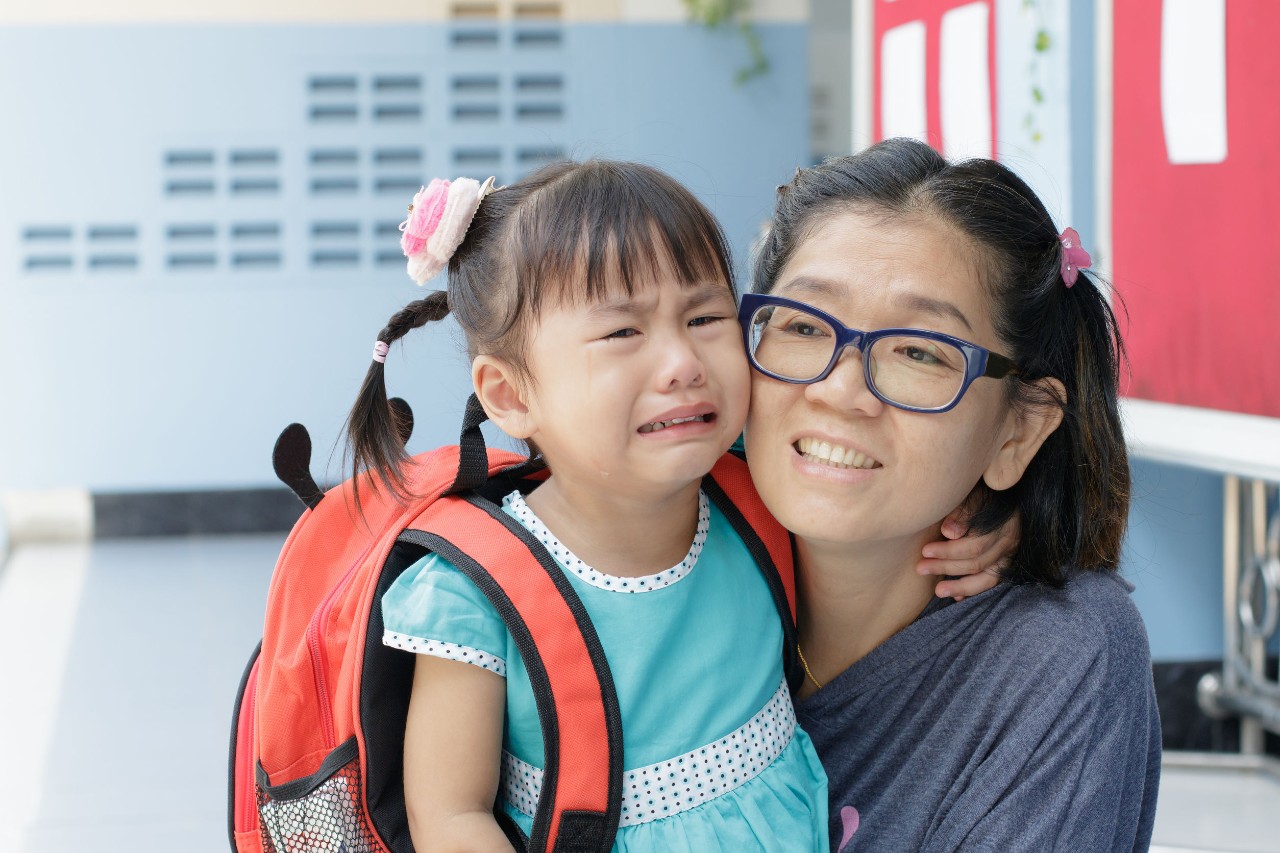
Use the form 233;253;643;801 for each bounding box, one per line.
228;396;798;853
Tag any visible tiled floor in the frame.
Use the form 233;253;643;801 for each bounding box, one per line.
0;535;278;853
1;535;1278;852
1151;763;1280;853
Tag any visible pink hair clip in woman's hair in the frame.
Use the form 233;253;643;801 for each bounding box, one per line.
399;176;500;285
1058;227;1092;288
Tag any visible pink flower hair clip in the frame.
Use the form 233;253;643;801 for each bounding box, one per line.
1058;227;1092;288
400;176;500;285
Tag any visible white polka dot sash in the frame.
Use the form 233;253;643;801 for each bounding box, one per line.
500;680;797;826
501;490;710;593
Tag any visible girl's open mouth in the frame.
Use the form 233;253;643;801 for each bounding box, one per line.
638;413;716;434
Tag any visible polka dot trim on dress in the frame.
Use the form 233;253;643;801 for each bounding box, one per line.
500;679;796;826
501;490;710;594
382;630;507;677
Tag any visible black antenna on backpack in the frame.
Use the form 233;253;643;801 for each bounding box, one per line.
273;423;324;510
274;397;413;510
388;396;415;447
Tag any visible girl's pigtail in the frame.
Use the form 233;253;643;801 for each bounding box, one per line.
344;174;499;510
346;289;451;507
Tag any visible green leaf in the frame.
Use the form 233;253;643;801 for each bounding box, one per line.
684;0;769;85
683;0;750;28
1032;86;1044;103
1035;30;1052;52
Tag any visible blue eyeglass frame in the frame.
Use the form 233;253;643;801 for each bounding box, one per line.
738;292;1020;414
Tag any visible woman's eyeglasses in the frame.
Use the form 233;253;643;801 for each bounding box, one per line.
738;293;1019;414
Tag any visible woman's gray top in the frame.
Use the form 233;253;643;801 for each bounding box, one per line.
797;570;1161;852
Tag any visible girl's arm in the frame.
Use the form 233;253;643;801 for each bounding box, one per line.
403;654;514;853
917;509;1020;600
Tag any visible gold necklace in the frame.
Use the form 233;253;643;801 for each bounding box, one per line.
796;643;824;691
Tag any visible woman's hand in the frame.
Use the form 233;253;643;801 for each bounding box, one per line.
916;509;1020;601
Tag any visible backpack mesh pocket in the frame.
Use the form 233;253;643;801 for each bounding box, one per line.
257;737;380;853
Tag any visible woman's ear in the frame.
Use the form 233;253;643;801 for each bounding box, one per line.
472;355;536;440
982;378;1066;491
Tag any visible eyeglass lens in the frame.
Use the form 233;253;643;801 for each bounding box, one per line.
747;304;968;410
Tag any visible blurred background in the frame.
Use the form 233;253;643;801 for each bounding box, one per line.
1;1;1277;851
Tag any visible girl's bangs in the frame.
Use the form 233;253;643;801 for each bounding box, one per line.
508;162;734;311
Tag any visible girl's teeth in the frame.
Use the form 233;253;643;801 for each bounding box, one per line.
640;415;707;433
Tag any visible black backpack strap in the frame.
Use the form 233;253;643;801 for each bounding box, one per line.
399;495;623;853
446;394;494;495
702;454;804;693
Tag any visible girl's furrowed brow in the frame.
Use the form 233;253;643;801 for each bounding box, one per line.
585;281;729;320
683;283;733;310
585;296;643;321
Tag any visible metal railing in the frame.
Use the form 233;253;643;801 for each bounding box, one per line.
1122;398;1280;774
1198;477;1280;750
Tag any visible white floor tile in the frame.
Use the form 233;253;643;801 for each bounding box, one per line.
1152;761;1280;853
0;535;281;853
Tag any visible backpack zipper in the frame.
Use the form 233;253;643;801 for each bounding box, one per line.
306;534;387;750
306;564;356;751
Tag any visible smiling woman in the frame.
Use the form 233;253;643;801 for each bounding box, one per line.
745;138;1160;852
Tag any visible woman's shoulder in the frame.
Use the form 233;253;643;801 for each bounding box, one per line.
992;569;1152;685
1001;569;1144;632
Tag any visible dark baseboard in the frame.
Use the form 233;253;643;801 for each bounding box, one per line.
1154;658;1279;755
92;488;305;538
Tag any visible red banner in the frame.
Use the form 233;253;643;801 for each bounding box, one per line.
1112;0;1280;417
873;0;997;158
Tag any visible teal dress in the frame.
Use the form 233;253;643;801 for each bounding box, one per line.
382;489;828;851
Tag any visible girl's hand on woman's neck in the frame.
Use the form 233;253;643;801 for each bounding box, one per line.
795;526;940;696
525;476;703;578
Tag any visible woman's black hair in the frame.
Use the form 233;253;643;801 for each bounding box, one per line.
346;159;736;502
753;137;1129;585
